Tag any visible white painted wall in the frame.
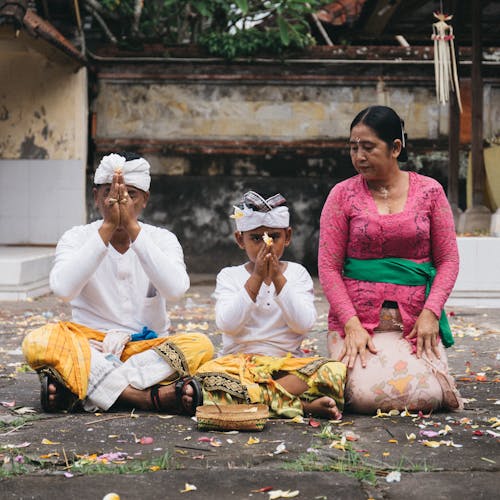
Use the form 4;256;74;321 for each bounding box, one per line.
0;33;88;244
0;160;86;244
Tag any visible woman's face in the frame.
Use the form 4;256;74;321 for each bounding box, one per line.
349;123;401;181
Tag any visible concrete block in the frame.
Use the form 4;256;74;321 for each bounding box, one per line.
458;205;492;234
448;237;500;307
0;246;54;300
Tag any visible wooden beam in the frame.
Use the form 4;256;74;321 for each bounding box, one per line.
447;0;462;213
361;0;403;36
471;0;485;206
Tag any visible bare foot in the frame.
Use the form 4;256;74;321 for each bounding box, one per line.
302;396;342;420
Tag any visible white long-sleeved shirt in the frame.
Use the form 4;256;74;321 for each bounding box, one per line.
50;220;189;335
214;262;317;357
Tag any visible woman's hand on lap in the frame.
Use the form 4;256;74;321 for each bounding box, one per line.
340;316;378;369
407;308;440;360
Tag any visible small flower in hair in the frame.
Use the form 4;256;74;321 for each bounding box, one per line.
230;206;245;220
262;232;273;246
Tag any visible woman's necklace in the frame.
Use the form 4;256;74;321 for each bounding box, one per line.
374;185;392;213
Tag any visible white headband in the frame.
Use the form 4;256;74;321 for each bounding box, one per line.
94;153;151;192
232;205;290;232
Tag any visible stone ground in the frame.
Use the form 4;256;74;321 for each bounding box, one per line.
0;275;499;500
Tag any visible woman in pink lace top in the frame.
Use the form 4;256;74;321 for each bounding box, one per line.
318;105;462;413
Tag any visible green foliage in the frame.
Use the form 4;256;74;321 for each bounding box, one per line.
201;28;315;59
89;0;319;57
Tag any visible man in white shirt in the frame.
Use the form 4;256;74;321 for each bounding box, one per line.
23;152;213;415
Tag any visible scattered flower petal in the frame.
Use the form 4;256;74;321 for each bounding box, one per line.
251;487;274;493
308;417;321;428
385;471;401;483
102;494;120;500
274;443;287;455
343;431;360;442
210;438;222;447
373;409;400;418
268;490;299;499
5;442;30;449
180;483;197;493
41;438;60;445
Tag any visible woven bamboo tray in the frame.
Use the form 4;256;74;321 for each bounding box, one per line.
196;404;269;431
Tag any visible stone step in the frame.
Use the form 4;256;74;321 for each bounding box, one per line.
0;246;54;300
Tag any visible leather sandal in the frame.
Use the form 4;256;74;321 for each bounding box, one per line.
40;374;80;413
150;376;204;416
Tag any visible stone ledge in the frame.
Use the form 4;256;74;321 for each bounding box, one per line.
448;237;500;307
0;246;54;300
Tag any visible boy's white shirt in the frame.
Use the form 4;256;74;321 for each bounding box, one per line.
214;262;317;357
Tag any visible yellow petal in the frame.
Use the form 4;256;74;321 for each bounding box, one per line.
247;437;260;445
41;438;60;445
180;483;197;493
423;440;441;448
268;490;300;500
102;494;120;500
262;232;273;246
230;206;244;219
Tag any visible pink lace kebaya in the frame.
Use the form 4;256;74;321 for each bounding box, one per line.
318;171;459;351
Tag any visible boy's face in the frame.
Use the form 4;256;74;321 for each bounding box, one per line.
235;226;292;262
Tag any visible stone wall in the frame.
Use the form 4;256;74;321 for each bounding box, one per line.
89;56;500;273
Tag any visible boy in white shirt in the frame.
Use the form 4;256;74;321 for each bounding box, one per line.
197;191;345;419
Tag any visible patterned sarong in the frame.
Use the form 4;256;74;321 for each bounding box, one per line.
22;321;214;399
196;353;346;418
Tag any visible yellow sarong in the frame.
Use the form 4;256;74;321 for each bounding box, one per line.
22;321;214;399
197;353;346;418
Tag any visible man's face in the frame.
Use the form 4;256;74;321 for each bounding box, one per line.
93;184;149;225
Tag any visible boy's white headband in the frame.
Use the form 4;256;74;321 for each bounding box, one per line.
231;191;289;231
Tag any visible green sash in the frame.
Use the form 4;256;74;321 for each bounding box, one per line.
343;257;454;347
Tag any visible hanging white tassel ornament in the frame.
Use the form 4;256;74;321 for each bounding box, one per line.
432;11;463;113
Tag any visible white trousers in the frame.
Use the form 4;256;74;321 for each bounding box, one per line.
83;347;175;411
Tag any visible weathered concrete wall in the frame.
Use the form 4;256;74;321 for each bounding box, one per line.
0;49;87;160
93;79;500;144
89;60;499;272
0;31;88;244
